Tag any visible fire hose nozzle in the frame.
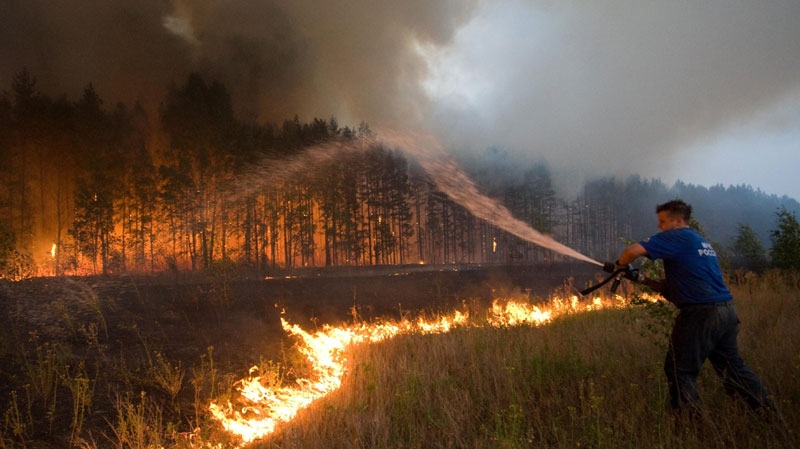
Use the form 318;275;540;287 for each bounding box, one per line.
606;261;644;282
581;261;645;296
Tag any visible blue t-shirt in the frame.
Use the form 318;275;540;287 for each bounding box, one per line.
639;227;731;307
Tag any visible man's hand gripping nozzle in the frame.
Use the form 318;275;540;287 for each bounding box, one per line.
580;261;643;296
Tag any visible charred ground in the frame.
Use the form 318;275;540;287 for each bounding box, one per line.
0;262;596;446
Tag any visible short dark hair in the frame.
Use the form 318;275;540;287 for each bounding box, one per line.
656;199;692;221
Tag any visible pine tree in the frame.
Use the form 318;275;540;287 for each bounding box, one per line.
769;207;800;270
732;223;767;272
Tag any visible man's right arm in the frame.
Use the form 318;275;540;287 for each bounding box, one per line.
617;242;648;266
616;242;667;294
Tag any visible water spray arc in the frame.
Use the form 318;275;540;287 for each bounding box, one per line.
374;130;602;267
234;129;600;266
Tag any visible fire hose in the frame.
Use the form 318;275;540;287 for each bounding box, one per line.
579;261;645;296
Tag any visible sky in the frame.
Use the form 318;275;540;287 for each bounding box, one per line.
2;0;799;200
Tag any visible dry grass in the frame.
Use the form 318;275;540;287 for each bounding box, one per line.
254;272;800;449
0;270;797;448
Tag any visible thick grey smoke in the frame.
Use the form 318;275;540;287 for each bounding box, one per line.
418;0;800;194
422;1;800;196
0;0;476;125
1;1;186;109
1;0;799;197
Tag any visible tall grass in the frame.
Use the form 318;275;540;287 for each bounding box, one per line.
256;272;799;449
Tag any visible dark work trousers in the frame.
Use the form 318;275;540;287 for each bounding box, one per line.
664;301;771;411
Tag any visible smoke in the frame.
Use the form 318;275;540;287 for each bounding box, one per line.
0;0;477;125
1;1;186;108
420;1;800;196
1;0;799;197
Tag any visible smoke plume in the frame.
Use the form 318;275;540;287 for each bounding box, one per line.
1;0;799;197
0;0;476;125
420;1;800;195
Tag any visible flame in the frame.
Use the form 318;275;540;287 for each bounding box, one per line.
206;293;658;446
50;243;57;259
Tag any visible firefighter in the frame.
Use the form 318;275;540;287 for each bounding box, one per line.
616;199;773;413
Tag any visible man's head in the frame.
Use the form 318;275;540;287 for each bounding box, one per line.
656;199;692;231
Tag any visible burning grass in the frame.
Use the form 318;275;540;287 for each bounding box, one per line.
225;274;799;449
0;269;797;448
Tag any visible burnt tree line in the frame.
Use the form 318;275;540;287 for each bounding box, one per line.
1;70;798;278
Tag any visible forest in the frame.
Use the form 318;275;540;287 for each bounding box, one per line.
1;70;799;279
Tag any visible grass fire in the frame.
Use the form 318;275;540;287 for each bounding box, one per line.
207;294;613;445
5;264;794;448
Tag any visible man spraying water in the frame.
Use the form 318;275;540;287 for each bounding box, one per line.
614;199;774;414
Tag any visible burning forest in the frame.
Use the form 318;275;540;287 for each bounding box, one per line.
2;71;796;281
3;70;591;278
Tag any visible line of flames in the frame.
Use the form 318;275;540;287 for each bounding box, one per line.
205;293;657;446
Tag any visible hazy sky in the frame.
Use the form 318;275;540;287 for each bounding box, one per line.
418;0;800;198
2;0;799;199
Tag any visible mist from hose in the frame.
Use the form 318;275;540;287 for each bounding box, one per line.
376;130;602;266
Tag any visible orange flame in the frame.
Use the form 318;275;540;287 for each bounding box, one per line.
206;293;658;446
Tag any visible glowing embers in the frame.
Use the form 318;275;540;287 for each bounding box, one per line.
207;294;653;445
